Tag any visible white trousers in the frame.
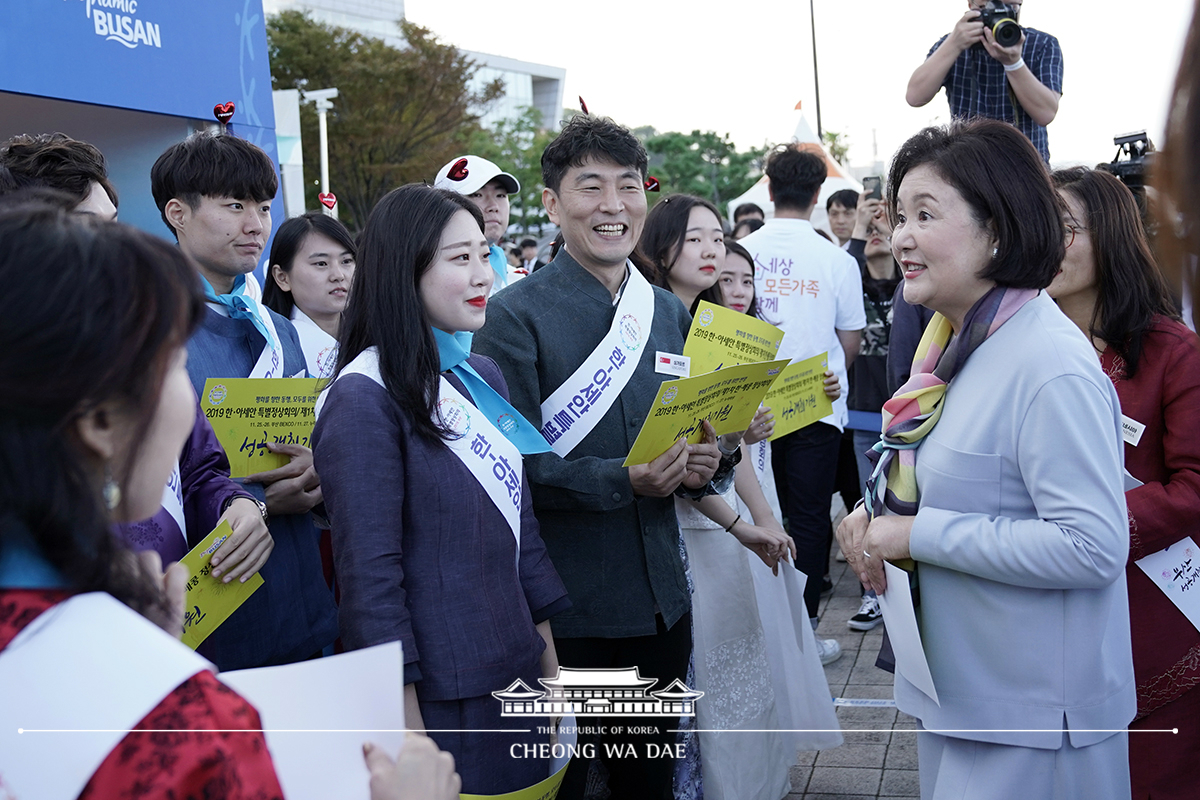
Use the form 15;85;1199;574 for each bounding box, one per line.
918;729;1130;800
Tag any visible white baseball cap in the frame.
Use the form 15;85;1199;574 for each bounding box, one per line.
433;155;520;195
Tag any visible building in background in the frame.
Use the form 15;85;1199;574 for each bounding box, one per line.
262;0;564;129
462;51;565;130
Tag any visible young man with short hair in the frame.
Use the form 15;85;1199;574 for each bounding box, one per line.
473;114;730;800
906;0;1062;161
519;237;545;271
826;187;859;248
740;145;865;661
0;132;118;220
434;155;520;292
733;201;764;224
151;131;337;670
1;131;273;588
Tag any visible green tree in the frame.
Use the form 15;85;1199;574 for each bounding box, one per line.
822;130;850;166
267;11;503;231
642;131;767;212
467;106;556;236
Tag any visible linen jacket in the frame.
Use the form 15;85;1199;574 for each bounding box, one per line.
472;251;693;638
1101;317;1200;719
187;307;338;670
897;293;1136;749
311;355;569;700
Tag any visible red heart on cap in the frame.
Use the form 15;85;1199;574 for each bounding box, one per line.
318;192;337;209
213;102;236;124
447;158;470;182
644;176;660;192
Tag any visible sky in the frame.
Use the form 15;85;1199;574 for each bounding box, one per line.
404;0;1196;172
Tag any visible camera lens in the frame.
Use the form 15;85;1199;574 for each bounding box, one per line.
992;19;1022;48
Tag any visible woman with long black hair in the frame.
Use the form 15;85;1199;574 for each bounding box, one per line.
312;185;569;795
0;194;463;800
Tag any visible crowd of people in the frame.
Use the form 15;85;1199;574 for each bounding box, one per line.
2;1;1200;799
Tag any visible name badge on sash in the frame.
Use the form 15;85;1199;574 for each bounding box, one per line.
320;349;522;568
539;262;656;456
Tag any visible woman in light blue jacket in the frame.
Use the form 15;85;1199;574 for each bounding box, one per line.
837;119;1135;800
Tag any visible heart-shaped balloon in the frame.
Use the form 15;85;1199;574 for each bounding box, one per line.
213;102;236;125
447;158;470;182
318;192;337;210
644;176;660;192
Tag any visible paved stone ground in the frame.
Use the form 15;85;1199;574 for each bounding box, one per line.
785;511;921;800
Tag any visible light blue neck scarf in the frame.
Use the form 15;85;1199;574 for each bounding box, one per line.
488;245;508;289
432;328;551;454
0;529;68;589
201;274;275;349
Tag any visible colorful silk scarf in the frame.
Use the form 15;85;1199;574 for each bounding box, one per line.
864;286;1039;530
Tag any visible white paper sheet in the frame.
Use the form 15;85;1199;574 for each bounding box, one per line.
220;641;406;800
1134;536;1200;634
876;561;939;706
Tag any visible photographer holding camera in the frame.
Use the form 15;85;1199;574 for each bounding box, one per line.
906;1;1062;162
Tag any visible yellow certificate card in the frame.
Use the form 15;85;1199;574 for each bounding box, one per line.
179;520;264;650
201;377;322;477
623;359;789;466
765;352;834;440
683;301;786;375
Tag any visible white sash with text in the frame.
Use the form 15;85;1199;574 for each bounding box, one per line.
320;348;522;566
159;463;187;548
291;308;338;380
749;438;770;487
539;263;655;456
247;297;285;380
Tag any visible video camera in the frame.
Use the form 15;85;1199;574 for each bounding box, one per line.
1100;131;1156;229
976;1;1023;49
1105;131;1155;194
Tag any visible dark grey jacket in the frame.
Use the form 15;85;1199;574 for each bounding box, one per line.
474;252;693;638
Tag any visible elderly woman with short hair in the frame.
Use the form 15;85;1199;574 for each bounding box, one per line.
837;119;1135;800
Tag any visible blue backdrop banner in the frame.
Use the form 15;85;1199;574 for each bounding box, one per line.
2;0;275;131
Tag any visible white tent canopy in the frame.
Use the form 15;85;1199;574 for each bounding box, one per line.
727;110;862;240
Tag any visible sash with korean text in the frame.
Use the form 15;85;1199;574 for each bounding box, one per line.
321;348;521;565
749;437;770;487
156;464;187;551
247;298;285;379
539;262;655;456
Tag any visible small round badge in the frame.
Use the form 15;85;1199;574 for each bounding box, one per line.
619;314;642;351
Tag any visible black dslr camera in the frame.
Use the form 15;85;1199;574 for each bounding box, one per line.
976;1;1023;48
